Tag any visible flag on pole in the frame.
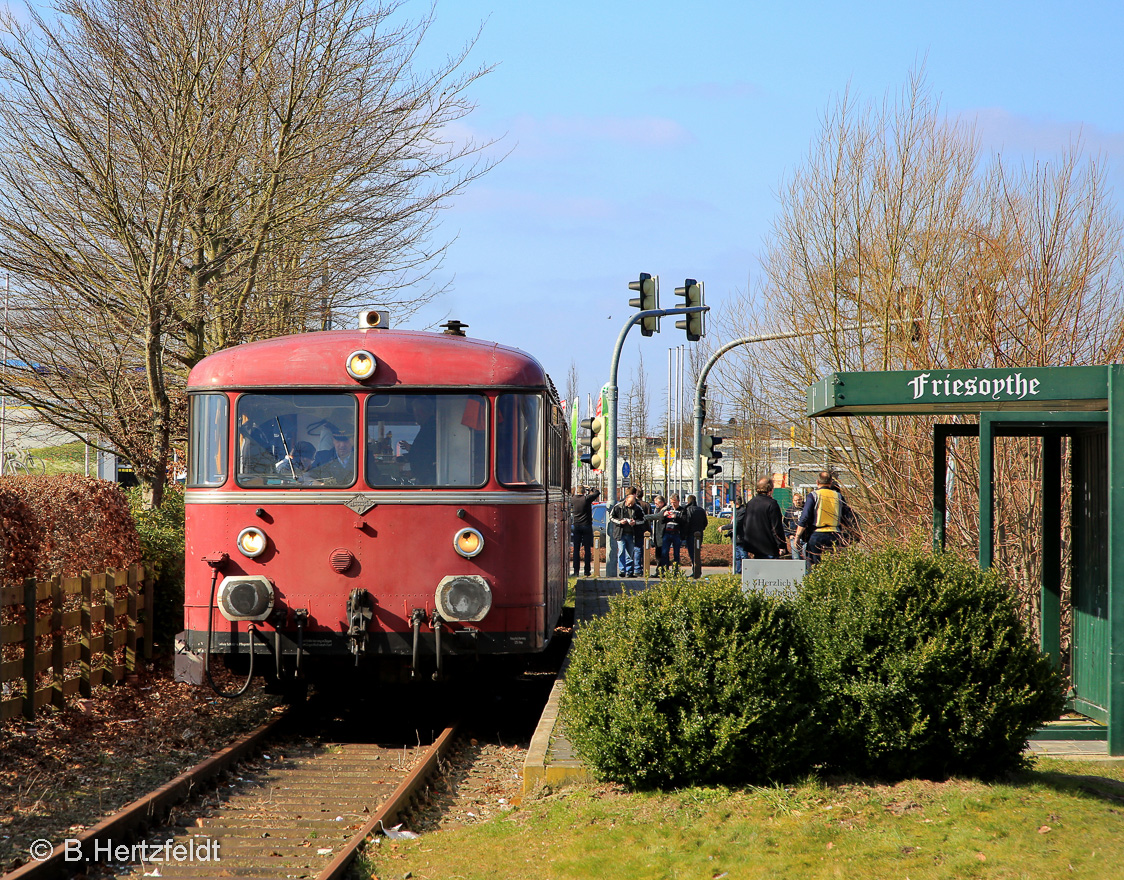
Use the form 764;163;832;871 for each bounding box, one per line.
570;397;579;455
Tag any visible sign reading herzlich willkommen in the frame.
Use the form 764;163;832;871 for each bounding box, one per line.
807;365;1111;416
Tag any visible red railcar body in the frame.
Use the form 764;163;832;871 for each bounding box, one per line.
181;325;570;682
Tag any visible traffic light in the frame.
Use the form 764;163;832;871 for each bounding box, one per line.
674;278;705;341
628;272;660;336
700;434;723;478
580;417;605;470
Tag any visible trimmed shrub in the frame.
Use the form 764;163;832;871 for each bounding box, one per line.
128;485;185;651
796;545;1065;780
0;484;37;583
562;573;821;789
703;517;728;544
0;475;141;583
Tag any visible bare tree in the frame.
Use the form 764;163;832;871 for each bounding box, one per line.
0;0;492;504
750;70;1124;620
619;350;655;490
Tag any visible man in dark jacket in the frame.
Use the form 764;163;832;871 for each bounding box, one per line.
643;495;667;572
682;494;708;574
570;486;600;577
610;493;646;577
739;477;788;560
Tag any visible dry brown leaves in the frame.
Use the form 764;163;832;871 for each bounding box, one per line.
0;659;280;872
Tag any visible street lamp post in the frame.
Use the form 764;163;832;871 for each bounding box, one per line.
604;304;707;576
691;318;924;513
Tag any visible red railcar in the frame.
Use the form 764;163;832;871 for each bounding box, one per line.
179;317;570;688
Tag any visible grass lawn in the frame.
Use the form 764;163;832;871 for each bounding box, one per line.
359;757;1124;879
26;440;90;475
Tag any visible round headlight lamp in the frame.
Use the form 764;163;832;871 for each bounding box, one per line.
453;527;484;558
435;575;492;622
236;526;268;558
217;576;275;621
345;350;377;380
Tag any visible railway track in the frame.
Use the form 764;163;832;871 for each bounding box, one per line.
7;707;457;880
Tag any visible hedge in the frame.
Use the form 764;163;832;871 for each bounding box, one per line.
0;475;141;584
796;546;1065;779
562;573;821;789
563;546;1065;787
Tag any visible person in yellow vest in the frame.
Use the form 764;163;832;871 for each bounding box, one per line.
793;471;859;566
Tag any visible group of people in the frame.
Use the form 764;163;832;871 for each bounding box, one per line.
570;486;708;578
729;470;860;570
570;469;860;579
611;489;709;576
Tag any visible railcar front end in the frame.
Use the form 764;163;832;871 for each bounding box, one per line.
177;324;570;689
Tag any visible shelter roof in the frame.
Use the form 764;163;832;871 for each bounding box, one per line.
807;366;1111;417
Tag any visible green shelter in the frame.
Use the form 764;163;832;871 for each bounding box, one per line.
807;365;1124;755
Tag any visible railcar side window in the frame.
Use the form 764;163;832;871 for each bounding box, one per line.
235;393;358;488
496;394;543;487
188;393;229;487
365;393;487;488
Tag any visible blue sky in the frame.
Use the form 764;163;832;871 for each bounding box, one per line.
11;0;1123;415
403;0;1124;411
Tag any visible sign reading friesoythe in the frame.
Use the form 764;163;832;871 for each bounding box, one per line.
807;365;1110;416
907;371;1040;402
741;559;806;597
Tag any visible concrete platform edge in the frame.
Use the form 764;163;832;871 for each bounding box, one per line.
522;661;594;795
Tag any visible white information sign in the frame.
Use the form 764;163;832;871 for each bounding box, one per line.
740;559;806;597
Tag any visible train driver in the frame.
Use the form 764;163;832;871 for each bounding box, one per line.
400;396;437;484
307;428;355;486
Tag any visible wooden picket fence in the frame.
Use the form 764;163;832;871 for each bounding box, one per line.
0;564;152;722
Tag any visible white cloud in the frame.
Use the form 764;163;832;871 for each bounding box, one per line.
969;107;1124;160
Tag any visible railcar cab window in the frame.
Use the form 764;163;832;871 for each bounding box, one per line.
235;393;358;488
496;394;543;487
365;392;487;487
188;393;229;487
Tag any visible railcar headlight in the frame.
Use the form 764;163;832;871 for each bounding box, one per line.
453;527;484;558
236;526;268;558
345;349;377;380
217;576;275;621
435;575;492;622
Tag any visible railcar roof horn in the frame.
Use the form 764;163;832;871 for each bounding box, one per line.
358;309;390;329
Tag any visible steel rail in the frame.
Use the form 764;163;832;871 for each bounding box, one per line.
2;712;289;880
316;723;459;880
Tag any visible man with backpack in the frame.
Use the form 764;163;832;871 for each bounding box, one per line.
793;471;860;566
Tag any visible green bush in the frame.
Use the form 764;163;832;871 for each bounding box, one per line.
703;517;728;544
796;545;1065;780
562;573;822;789
128;485;185;652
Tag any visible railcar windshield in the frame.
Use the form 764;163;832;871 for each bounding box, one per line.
188;393;229;487
235;392;359;488
365;392;488;488
496;394;543;487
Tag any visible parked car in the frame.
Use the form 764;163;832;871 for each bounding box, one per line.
592;501;607;538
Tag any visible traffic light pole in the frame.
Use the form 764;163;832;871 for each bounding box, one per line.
691;319;918;501
604;305;707;576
